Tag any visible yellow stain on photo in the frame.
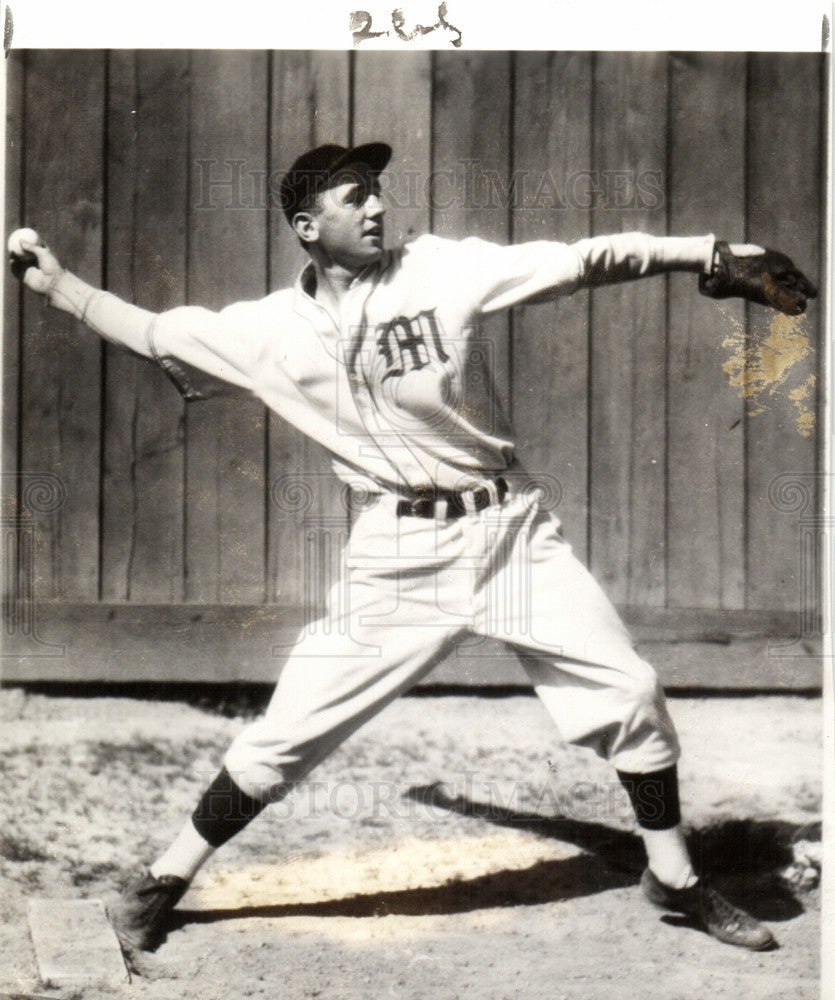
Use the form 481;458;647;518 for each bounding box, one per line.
721;312;816;436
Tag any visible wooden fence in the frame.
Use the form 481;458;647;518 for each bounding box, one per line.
2;50;826;682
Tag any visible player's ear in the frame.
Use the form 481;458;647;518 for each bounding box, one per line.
292;211;319;246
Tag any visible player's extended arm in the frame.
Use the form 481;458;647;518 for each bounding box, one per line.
573;232;816;316
8;229;158;357
474;232;815;318
8;228;256;400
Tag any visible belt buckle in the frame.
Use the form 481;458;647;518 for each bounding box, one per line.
411;496;433;518
461;477;508;514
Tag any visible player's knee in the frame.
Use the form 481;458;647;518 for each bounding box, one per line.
223;739;299;802
622;658;666;713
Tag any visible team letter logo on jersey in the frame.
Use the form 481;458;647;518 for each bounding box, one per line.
375;309;449;381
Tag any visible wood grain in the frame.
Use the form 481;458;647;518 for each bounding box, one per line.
3;51;25;606
667;53;746;609
185;51;269;603
2;602;820;689
589;52;668;606
745;54;823;612
20;50;106;600
4;52;825;629
102;51;189;602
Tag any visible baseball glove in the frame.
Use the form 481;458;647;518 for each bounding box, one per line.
699;241;817;316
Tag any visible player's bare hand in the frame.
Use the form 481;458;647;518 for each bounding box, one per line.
699;240;817;316
7;228;63;294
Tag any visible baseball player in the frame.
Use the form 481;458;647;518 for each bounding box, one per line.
9;141;816;959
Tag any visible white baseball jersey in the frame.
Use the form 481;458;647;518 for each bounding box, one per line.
50;231;714;494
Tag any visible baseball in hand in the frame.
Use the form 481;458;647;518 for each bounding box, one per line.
8;227;40;258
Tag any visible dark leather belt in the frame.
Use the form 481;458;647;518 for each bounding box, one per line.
396;477;508;519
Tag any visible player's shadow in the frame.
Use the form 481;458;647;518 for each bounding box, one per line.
173;785;813;932
175;852;627;930
400;784;813;924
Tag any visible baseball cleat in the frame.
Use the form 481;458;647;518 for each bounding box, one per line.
108;870;189;953
640;867;777;951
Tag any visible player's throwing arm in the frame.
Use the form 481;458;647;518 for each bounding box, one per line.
9;228;817;321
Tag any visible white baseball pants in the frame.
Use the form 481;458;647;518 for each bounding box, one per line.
224;484;681;800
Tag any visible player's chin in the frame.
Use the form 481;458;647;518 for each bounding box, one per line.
343;236;383;268
360;238;384;259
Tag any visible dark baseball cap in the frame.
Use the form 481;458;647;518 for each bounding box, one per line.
279;142;392;225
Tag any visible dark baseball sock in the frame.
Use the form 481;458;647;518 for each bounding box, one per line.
191;766;268;848
616;764;681;831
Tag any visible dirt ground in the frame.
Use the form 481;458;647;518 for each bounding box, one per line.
0;685;822;1000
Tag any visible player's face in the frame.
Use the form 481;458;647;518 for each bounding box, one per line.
308;167;386;269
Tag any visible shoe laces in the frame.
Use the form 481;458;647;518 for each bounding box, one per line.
702;887;747;931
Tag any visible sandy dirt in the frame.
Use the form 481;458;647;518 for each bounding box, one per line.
0;687;822;1000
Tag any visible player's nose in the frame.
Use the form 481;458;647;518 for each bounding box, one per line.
365;192;385;218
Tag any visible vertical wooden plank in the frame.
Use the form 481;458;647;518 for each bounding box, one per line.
667;53;746;609
20;51;105;600
746;54;822;611
267;52;351;612
511;52;592;556
101;51;189;603
3;52;24;605
590;52;668;607
186;51;269;603
354;51;432;247
432;52;513;416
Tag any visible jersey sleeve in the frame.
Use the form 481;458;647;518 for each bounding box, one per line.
47;270;262;399
572;232;716;287
457;237;585;314
453;232;716;314
148;301;261;397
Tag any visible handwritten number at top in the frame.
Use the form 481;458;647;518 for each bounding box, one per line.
350;3;463;47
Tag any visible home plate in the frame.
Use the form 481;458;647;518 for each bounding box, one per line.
27;899;130;987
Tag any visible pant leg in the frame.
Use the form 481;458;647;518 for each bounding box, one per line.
224;498;471;800
515;648;680;773
471;489;680;774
